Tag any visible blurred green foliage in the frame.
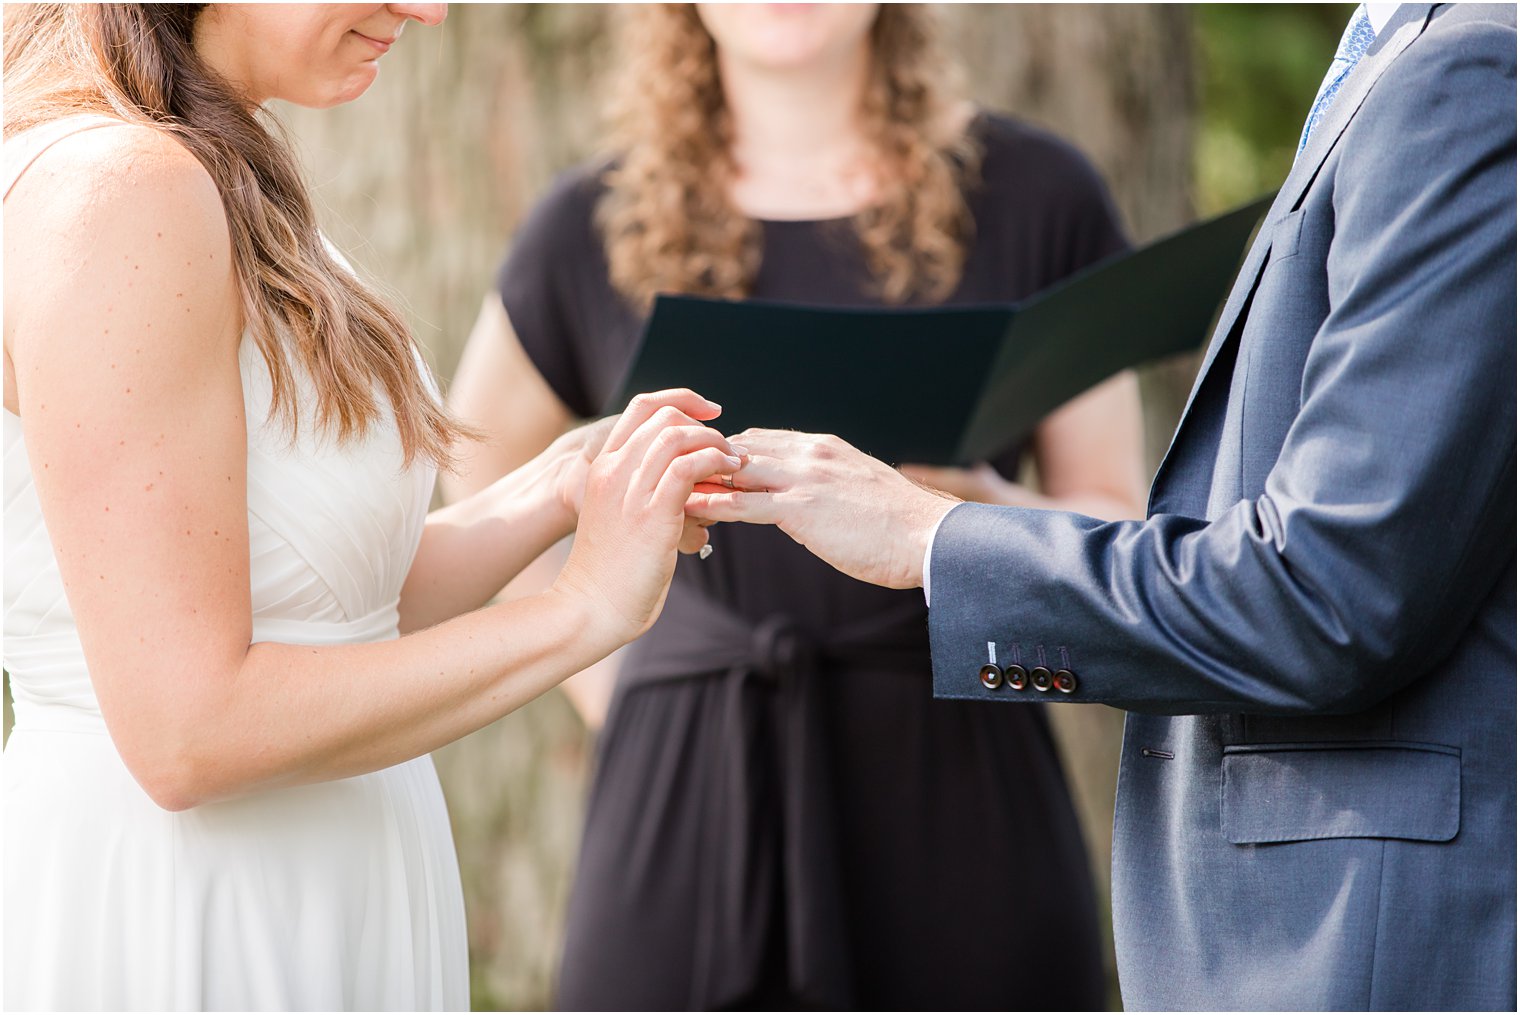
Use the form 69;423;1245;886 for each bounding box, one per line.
1196;4;1355;214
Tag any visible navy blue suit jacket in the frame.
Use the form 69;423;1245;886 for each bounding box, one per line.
927;5;1516;1009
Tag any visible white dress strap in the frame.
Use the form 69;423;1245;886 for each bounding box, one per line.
3;114;128;199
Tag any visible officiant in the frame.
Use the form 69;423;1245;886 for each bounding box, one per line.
445;4;1144;1008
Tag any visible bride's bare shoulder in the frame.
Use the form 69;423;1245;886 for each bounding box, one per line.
4;119;240;388
8;119;230;266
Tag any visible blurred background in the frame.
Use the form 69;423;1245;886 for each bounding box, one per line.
2;3;1351;1010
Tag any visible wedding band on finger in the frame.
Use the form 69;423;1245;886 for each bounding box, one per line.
721;474;735;489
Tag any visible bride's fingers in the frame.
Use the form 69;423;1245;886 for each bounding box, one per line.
629;425;742;499
574;415;619;460
684;488;786;525
611;407;704;467
612;401;740;476
676;518;712;555
678;454;785;499
603;390;722;455
652;446;749;515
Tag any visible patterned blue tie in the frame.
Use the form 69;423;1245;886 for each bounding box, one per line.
1297;4;1377;157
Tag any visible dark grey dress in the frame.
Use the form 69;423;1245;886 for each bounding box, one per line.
497;113;1125;1011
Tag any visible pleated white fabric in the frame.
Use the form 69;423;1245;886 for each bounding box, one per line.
3;117;469;1011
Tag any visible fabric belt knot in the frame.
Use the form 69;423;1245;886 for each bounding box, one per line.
749;613;815;685
618;578;932;1008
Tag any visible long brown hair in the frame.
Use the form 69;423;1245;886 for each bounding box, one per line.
3;4;465;467
598;4;980;310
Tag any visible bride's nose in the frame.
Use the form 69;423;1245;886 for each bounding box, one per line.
389;4;447;28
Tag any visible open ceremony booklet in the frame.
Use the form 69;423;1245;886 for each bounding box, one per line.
607;194;1275;466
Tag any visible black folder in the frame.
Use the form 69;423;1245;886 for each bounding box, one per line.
607;194;1274;465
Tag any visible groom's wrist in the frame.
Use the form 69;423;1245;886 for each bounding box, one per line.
921;501;959;606
905;493;959;591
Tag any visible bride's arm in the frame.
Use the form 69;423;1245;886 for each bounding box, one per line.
398;297;628;727
395;422;582;635
397;293;580;634
397;297;709;634
7;127;732;812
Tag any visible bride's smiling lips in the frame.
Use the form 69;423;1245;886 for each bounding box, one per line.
351;29;398;55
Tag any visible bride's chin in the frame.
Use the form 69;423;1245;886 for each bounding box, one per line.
303;65;382;110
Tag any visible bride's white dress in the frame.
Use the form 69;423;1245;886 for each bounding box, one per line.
3;117;469;1011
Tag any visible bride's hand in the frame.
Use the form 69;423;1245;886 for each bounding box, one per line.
547;411;715;556
544;415;615;516
552;390;740;645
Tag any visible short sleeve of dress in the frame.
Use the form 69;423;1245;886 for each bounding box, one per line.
1044;147;1128;283
992;117;1129;286
494;166;607;419
971;115;1131;477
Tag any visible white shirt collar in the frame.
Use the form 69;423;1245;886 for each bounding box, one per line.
1366;3;1403;36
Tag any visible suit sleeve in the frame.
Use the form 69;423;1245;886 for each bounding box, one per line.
928;22;1517;715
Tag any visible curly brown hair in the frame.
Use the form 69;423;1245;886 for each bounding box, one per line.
597;3;981;310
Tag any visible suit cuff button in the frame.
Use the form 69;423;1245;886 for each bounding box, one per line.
1005;664;1028;690
978;664;1004;690
1030;666;1053;692
1054;669;1078;694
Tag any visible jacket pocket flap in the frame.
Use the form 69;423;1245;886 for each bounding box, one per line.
1221;741;1459;845
1265;208;1306;263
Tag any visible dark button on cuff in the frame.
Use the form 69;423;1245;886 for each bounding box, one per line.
1054;669;1078;694
1030;666;1053;692
978;664;1004;690
1005;664;1028;690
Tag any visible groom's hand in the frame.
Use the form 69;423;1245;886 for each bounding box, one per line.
686;429;959;589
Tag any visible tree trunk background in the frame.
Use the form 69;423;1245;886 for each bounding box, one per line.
277;6;1196;1008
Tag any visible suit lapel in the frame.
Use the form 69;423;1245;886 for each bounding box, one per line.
1148;4;1435;515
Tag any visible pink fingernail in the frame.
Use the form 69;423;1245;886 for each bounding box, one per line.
729;444;750;457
